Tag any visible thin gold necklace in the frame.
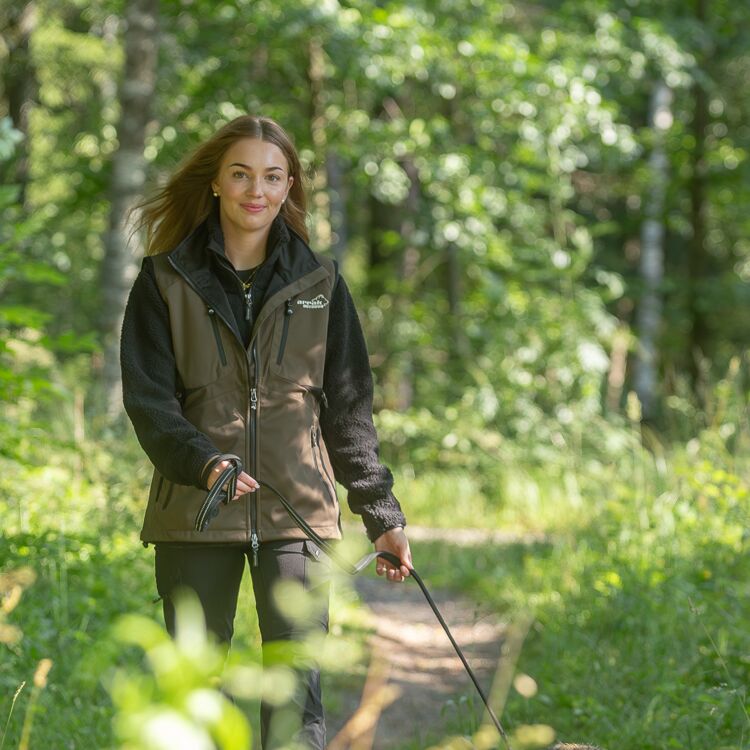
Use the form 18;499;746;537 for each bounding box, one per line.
239;266;260;291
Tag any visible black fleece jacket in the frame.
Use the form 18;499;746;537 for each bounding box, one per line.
120;214;406;542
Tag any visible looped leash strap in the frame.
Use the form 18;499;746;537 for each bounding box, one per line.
195;469;512;749
194;454;242;532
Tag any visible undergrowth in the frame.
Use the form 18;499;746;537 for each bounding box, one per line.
404;434;750;750
1;386;749;748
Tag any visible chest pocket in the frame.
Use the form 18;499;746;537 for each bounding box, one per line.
168;298;230;390
269;291;329;387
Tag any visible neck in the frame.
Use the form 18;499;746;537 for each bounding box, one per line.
221;220;270;271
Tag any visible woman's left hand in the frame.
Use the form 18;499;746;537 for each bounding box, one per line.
373;526;413;583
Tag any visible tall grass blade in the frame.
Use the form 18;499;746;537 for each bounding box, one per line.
0;681;26;750
17;659;52;750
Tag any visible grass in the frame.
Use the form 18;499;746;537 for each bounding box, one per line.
394;441;750;749
0;530;152;748
384;465;589;536
0;431;377;749
2;423;750;749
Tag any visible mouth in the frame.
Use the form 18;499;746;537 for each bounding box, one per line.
240;203;266;213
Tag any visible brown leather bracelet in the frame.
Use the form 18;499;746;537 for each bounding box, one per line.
199;454;223;489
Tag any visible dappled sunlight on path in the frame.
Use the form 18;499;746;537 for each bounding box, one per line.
327;568;507;749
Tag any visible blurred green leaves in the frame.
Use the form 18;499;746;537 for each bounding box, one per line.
2;0;749;441
110;594;253;750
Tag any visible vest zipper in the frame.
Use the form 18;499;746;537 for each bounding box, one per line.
249;342;260;565
207;308;228;366
311;424;336;505
244;287;252;321
276;299;294;365
318;427;337;502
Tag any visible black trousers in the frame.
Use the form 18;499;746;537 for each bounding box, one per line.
154;539;331;749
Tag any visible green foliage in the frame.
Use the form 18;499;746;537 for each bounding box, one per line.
109;596;254;750
2;410;749;749
0;120;62;402
407;426;750;750
0;426;369;749
0;528;153;747
4;0;750;431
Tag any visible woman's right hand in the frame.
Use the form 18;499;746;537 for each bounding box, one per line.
207;459;259;501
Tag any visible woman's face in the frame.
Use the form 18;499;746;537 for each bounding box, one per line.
211;138;293;240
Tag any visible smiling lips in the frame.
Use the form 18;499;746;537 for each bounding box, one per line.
241;203;266;213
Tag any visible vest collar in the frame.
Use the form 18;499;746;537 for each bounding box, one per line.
166;213;328;344
205;206;291;266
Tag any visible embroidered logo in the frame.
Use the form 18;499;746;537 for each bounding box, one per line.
297;294;329;310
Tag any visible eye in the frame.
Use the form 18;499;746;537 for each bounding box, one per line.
231;170;247;179
266;174;281;182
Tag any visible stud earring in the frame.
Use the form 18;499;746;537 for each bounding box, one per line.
212;190;219;197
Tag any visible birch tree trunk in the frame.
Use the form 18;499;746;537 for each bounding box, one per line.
99;0;158;421
634;81;672;422
308;39;349;273
446;242;463;360
2;2;37;204
307;37;332;252
395;157;420;410
687;0;710;400
327;151;348;268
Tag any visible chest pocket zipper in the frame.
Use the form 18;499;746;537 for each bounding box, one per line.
311;425;336;504
208;308;227;366
276;299;294;365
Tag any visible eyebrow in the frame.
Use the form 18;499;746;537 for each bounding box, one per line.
229;162;285;172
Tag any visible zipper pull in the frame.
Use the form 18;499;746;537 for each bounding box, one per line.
251;531;260;567
311;424;318;446
245;289;252;321
285;299;294;316
250;387;257;410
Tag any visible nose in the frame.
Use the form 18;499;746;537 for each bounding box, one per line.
245;175;263;196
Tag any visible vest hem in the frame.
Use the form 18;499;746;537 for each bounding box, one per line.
140;524;343;544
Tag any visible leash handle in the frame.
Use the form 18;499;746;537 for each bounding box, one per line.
194;455;241;532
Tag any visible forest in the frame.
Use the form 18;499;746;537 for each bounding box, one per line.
1;0;749;748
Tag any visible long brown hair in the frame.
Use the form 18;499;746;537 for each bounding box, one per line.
134;116;309;255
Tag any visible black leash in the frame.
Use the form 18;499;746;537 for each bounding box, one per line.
194;460;239;532
196;458;512;749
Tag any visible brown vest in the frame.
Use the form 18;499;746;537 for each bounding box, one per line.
140;235;340;544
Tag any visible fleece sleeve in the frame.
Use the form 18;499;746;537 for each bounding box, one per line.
120;257;220;488
319;274;407;541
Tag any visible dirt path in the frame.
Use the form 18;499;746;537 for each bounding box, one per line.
326;545;510;749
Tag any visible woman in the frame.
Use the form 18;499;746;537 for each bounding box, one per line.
120;115;412;749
